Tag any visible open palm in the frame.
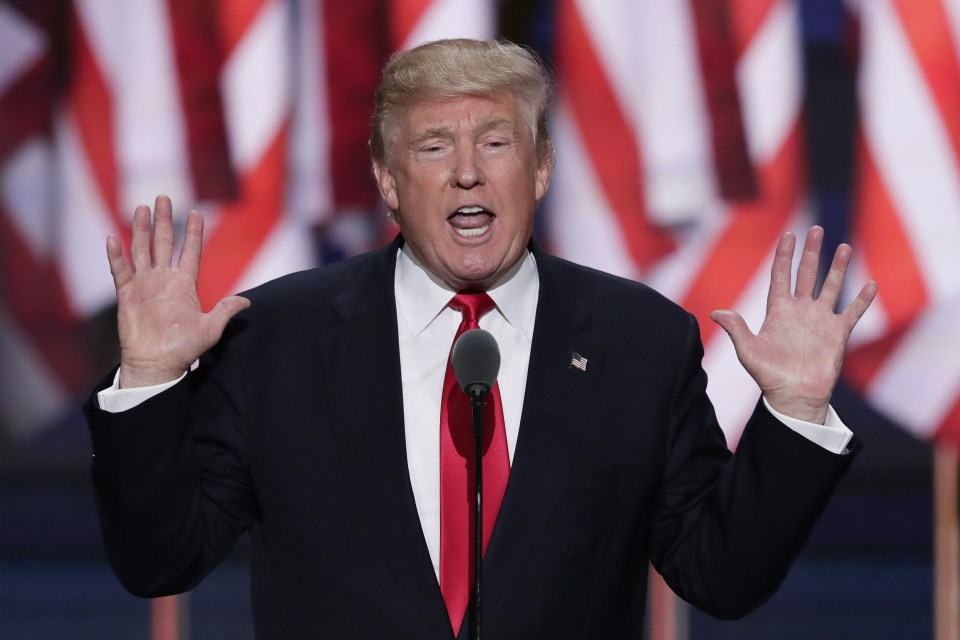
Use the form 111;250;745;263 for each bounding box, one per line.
107;196;250;388
711;227;877;424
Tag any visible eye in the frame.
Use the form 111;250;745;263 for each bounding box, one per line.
415;139;450;156
482;138;511;152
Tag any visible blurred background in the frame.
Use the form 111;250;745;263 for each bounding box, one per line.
1;0;957;638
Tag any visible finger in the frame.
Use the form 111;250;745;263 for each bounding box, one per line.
767;231;796;306
177;209;204;283
153;195;175;267
204;295;251;337
106;234;132;288
841;280;878;328
794;226;824;299
817;243;852;310
130;204;153;273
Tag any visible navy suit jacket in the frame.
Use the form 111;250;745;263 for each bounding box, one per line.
86;237;858;639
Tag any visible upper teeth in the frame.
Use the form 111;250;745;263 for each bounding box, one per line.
458;206;485;214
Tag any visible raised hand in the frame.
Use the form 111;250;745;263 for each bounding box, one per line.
107;195;250;388
710;226;877;424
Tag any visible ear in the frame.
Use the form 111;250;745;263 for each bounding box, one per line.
373;162;399;211
534;157;552;204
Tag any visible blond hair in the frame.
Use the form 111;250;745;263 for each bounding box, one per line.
369;39;554;167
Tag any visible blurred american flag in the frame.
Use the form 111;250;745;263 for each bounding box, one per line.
2;0;959;452
548;0;811;448
844;0;960;443
0;0;493;443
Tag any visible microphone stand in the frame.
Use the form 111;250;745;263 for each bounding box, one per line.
452;328;500;640
469;388;485;640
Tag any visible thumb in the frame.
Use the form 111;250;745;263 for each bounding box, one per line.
710;309;752;348
206;295;252;334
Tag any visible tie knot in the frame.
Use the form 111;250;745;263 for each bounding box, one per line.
449;292;495;327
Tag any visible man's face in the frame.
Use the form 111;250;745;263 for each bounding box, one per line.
374;94;552;291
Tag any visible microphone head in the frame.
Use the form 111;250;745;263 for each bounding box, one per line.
451;329;501;396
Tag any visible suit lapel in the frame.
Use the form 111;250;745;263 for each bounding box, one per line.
317;243;453;640
481;250;604;619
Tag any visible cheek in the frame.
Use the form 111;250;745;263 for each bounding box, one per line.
395;204;441;246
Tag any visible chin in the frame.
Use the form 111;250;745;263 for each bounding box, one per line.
447;270;498;292
444;261;495;287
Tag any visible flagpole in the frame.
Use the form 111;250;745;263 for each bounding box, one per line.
152;594;188;640
934;444;959;640
648;565;687;640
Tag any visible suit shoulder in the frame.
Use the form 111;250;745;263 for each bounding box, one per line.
215;244;396;347
536;251;691;321
236;245;393;313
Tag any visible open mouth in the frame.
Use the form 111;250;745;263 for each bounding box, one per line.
449;206;494;238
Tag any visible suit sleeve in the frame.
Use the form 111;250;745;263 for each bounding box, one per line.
646;313;858;619
84;327;255;598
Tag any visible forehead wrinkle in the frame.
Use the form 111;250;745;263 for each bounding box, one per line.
477;116;519;137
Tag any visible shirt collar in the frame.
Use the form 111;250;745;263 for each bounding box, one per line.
395;244;539;339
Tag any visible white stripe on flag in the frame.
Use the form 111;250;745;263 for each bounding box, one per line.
222;0;290;172
866;295;960;439
0;4;45;95
2;137;55;259
289;0;333;224
56;112;122;316
861;1;960;304
737;1;803;163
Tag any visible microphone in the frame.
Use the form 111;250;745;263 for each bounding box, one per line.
451;329;500;397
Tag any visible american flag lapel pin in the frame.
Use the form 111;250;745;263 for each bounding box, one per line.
570;352;588;372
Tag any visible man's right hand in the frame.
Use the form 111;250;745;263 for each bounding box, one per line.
107;195;251;389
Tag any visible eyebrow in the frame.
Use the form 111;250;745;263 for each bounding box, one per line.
477;117;518;135
409;127;451;147
407;117;520;147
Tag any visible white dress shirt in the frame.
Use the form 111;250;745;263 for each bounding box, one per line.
395;244;538;578
98;244;854;581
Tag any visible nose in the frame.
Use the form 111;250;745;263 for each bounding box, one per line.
451;146;484;188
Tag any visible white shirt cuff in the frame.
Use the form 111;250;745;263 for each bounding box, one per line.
762;397;853;455
97;368;187;413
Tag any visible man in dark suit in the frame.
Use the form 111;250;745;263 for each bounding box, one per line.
86;39;876;639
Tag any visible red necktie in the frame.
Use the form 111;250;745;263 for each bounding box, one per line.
439;292;510;634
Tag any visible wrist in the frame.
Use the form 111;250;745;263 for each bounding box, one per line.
762;395;829;425
118;362;187;389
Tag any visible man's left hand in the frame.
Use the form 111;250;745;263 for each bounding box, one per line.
711;226;877;424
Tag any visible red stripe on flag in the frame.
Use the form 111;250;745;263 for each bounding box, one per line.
0;210;92;391
853;135;929;331
555;0;675;270
680;121;803;345
389;0;433;50
843;328;907;393
729;0;777;59
166;0;238;201
690;0;756;201
68;7;127;243
894;0;960;171
197;122;288;308
216;0;263;52
324;0;387;210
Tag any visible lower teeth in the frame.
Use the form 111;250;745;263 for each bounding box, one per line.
457;225;488;237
